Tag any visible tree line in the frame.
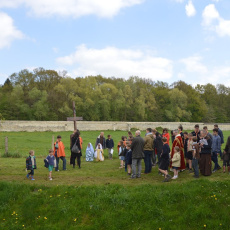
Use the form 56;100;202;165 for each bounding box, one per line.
0;68;230;122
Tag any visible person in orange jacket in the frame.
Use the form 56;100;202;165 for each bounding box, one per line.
54;135;66;171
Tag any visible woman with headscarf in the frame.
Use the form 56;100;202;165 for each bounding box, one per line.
86;143;94;162
94;143;104;162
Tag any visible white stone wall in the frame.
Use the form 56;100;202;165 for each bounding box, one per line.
1;120;230;132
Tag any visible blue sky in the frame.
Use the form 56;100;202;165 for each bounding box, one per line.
0;0;230;86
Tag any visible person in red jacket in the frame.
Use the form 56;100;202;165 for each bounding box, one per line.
53;135;66;171
170;130;186;171
162;128;170;145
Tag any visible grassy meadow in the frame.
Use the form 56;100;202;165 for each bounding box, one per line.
0;130;230;230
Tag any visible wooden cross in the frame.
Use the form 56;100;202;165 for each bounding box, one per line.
67;101;83;131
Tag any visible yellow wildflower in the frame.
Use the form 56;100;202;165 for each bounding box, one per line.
74;218;77;222
215;198;217;200
204;224;206;228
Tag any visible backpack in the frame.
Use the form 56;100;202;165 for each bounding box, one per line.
44;159;49;168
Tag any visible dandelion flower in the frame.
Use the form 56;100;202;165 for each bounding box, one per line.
214;195;216;197
159;228;162;230
220;224;222;226
50;195;52;198
204;224;206;228
215;198;217;200
74;218;77;222
22;225;25;227
44;217;47;220
3;219;5;221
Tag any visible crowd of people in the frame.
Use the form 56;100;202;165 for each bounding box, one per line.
25;124;230;181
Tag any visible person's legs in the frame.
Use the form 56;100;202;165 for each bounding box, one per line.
157;152;161;165
212;152;220;171
55;157;59;171
137;159;142;178
151;153;156;166
77;156;81;168
193;159;199;177
144;151;149;173
159;168;166;176
127;164;131;174
131;159;137;178
223;160;226;173
60;156;66;170
30;169;35;180
148;151;153;173
172;168;177;179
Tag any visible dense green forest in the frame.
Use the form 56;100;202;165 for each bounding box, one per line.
0;68;230;122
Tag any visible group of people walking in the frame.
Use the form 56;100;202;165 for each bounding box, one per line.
25;124;230;182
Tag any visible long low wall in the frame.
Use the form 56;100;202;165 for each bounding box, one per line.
1;120;230;132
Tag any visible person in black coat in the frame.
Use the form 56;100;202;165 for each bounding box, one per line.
154;132;163;165
70;130;82;168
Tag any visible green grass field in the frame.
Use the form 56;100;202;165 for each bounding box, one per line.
0;130;230;230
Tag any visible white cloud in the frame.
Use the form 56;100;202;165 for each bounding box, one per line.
179;55;230;86
56;45;173;80
185;0;196;17
180;56;208;74
202;4;219;26
202;4;230;37
0;0;145;18
0;12;24;49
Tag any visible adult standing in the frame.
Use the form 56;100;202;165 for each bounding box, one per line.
211;128;221;172
95;132;106;149
214;124;224;159
70;130;82;168
130;130;145;179
192;124;201;143
178;125;184;143
154;132;163;165
170;130;186;171
199;130;212;176
203;126;213;140
143;128;154;174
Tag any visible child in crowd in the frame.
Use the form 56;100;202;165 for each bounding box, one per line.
159;137;171;182
183;132;189;170
171;146;181;179
106;135;114;160
95;143;104;161
127;132;133;143
162;128;170;145
192;137;200;178
26;150;36;180
46;149;55;180
119;140;125;168
54;135;66;171
125;143;132;175
122;136;128;147
187;133;194;173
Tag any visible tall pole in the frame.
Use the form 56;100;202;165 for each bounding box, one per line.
5;136;8;154
73;101;77;131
